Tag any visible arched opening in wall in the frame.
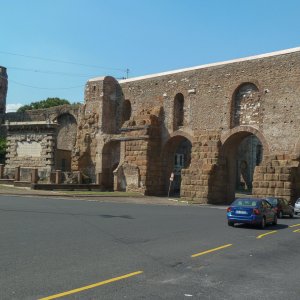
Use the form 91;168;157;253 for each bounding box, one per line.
222;132;263;200
102;141;120;190
162;135;192;196
173;93;184;131
102;76;123;134
231;83;260;128
55;113;77;172
122;100;132;124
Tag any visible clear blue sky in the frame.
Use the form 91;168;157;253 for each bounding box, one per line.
1;0;299;111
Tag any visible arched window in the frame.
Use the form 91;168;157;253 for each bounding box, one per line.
231;83;260;128
122;100;132;123
173;93;184;130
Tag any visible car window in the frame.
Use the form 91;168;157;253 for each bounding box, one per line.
266;198;277;205
265;201;272;209
262;200;271;209
234;199;258;206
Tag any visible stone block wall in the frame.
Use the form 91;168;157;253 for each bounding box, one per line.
180;130;226;204
252;154;300;202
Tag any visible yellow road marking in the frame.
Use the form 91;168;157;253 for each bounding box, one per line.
256;230;277;239
191;244;232;258
38;270;143;300
293;229;300;233
289;224;300;228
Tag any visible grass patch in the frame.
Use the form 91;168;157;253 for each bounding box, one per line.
0;184;17;190
60;191;143;197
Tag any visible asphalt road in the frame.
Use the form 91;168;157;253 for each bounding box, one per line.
0;195;300;300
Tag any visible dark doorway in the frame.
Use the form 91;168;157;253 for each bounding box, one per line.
102;141;120;190
162;136;192;196
223;132;263;200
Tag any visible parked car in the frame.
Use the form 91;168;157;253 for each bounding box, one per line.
265;197;294;218
294;198;300;215
227;198;277;228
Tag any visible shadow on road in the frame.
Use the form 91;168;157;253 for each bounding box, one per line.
233;223;289;231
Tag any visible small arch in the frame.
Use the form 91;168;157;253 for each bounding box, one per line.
230;82;260;128
173;93;184;130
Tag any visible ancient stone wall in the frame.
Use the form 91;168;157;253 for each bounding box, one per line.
3;48;300;203
116;48;300;202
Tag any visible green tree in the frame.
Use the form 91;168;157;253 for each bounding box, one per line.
0;137;6;164
17;97;71;112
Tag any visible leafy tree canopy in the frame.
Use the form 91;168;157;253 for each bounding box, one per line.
17;97;71;112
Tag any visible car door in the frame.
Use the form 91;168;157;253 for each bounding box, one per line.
282;198;292;214
262;200;274;222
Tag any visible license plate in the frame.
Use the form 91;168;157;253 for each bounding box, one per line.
236;210;247;214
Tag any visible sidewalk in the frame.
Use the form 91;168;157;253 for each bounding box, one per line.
0;184;190;206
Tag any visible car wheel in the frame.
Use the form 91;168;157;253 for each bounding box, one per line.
289;212;294;218
260;217;266;229
228;221;234;227
272;215;278;225
278;211;283;218
295;212;298;215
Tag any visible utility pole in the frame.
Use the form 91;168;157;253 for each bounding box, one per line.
126;68;130;79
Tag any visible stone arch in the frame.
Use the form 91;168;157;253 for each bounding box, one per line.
221;126;269;155
221;127;268;201
230;82;261;128
101;140;120;190
173;93;184;131
55;113;77;171
161;133;192;196
50;106;79;124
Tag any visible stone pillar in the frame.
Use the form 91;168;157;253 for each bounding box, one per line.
96;172;102;185
31;168;38;184
15;166;20;181
0;164;4;179
55;170;62;184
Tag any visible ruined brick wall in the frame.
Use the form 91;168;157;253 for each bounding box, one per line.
115;49;300;202
80;49;300;202
119;50;300;153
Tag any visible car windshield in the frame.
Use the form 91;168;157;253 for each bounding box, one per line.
296;199;300;204
265;198;278;205
232;199;259;207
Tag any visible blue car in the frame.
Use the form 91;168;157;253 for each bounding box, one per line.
227;198;277;228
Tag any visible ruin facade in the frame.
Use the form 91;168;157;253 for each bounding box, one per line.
1;46;300;203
